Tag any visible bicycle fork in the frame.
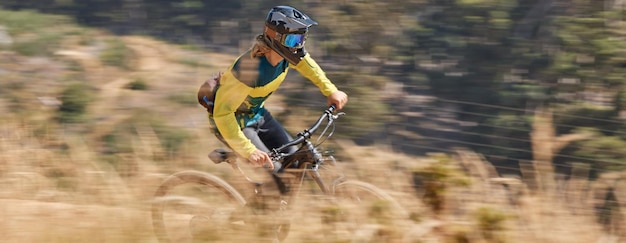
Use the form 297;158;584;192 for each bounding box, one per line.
309;168;330;194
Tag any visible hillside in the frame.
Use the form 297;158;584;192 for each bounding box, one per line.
0;9;624;243
0;10;422;242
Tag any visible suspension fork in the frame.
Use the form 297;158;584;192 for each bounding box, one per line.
308;167;329;194
301;140;331;194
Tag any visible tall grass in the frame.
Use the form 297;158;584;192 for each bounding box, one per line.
1;88;623;243
0;8;623;241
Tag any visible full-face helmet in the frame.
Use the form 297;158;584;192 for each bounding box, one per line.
261;6;317;64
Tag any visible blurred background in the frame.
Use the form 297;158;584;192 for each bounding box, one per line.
0;0;625;242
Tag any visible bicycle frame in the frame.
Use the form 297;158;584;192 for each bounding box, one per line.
153;106;407;243
277;139;344;195
212;106;345;198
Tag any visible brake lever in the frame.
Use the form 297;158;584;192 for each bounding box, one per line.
270;152;284;163
331;112;345;120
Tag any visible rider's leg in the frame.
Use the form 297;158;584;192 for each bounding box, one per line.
255;111;297;155
241;111;296;195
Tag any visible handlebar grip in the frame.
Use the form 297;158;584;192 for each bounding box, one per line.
328;104;336;113
273;161;282;173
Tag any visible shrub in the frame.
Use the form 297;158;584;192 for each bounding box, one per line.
0;9;77;56
56;83;92;123
154;125;192;157
412;153;470;214
11;32;63;56
474;207;508;241
100;38;133;69
126;78;148;90
0;9;68;34
99;110;193;160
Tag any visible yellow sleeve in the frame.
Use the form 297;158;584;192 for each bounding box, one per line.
291;53;339;96
212;70;257;158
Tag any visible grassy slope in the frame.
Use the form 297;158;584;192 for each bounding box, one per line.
0;8;619;243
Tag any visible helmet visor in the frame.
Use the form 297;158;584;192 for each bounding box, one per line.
282;33;306;48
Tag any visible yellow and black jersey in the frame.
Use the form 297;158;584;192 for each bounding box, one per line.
211;51;338;158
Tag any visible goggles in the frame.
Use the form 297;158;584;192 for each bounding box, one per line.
265;27;307;49
282;33;306;48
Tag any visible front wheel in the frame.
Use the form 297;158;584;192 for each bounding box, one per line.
328;180;409;241
151;170;246;243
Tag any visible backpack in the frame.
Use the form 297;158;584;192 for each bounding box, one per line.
197;72;222;113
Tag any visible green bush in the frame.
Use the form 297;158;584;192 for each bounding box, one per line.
100;38;133;69
56;83;92;123
412;153;470;214
474;207;508;241
0;8;69;35
11;32;63;56
125;78;148;90
99;110;192;159
154;124;192;157
101;131;133;154
0;9;76;56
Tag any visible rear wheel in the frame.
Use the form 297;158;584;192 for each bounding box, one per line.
151;170;246;243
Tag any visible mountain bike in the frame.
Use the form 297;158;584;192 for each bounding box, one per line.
151;106;408;242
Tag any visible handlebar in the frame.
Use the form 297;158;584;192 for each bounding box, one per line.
271;105;340;155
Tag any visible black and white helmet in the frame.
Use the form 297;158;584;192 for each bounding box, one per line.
262;6;318;65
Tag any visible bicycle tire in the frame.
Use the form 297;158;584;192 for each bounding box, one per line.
332;180;408;218
328;180;409;241
151;170;247;243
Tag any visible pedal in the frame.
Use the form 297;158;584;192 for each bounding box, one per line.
208;148;236;164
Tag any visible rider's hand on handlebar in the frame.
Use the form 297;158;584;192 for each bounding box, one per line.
248;149;273;169
328;90;348;110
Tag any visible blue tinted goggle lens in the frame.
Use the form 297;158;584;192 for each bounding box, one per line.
283;34;306;48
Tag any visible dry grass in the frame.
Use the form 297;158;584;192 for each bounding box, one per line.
2;118;624;242
0;27;624;242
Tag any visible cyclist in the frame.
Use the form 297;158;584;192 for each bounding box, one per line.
199;6;348;172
